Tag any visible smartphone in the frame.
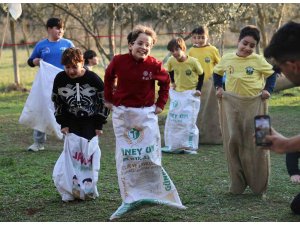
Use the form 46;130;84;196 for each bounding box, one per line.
254;115;272;146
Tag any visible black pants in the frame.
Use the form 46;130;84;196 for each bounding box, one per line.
291;193;300;214
69;118;97;140
286;152;300;176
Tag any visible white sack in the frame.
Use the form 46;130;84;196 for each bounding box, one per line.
19;60;63;139
53;133;101;201
163;89;201;153
110;105;186;220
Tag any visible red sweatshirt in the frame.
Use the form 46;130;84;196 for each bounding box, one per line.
104;53;170;110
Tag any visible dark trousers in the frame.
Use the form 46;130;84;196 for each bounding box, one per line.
291;193;300;215
69;118;97;140
286;152;300;176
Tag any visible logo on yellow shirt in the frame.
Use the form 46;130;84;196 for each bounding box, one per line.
227;65;234;74
205;57;210;63
185;69;192;76
245;67;254;75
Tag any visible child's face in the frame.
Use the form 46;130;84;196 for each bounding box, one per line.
191;34;208;47
129;33;153;61
88;56;99;66
236;36;257;57
64;62;84;79
48;26;64;41
170;48;186;62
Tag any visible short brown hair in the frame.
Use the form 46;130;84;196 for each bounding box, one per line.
61;47;84;66
167;37;186;52
127;25;157;46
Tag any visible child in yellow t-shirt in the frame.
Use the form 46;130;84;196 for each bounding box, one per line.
188;26;220;82
213;25;277;195
166;37;204;94
163;38;204;153
188;26;222;144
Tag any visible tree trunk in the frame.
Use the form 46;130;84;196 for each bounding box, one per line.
256;3;268;49
119;23;123;54
10;19;20;85
107;3;116;59
274;4;285;32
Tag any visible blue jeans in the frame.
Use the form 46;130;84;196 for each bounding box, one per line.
33;130;46;144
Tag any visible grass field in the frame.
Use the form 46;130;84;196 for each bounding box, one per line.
1;48;300;221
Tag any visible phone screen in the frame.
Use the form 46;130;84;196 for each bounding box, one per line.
254;115;272;146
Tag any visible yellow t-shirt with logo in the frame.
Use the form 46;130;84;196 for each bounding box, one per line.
188;45;220;82
166;56;204;92
213;52;274;96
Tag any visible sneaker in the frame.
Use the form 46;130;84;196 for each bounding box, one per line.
27;143;45;152
184;150;198;155
62;193;75;202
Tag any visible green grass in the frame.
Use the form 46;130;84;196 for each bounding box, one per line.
1;49;300;221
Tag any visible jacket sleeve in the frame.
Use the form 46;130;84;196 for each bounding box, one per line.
104;56;117;104
196;73;205;91
213;73;223;88
155;62;170;110
27;44;40;67
93;74;110;130
51;75;69;128
264;72;277;93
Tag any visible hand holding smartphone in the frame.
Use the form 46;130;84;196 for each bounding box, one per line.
254;115;272;146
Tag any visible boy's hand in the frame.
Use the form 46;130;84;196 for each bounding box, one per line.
194;90;201;97
33;58;41;66
291;175;300;183
171;83;176;90
155;106;163;114
95;130;103;136
261;90;271;99
61;127;69;135
104;102;113;110
216;87;224;98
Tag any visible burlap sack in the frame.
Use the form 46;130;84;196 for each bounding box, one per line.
218;91;270;194
197;78;222;144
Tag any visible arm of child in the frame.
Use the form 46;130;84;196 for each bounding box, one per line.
262;72;277;99
52;75;70;131
168;70;176;89
195;73;204;96
95;130;103;136
213;73;224;98
155;64;170;111
104;57;117;105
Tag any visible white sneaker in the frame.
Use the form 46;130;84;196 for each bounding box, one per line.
27;143;45;152
62;193;75;202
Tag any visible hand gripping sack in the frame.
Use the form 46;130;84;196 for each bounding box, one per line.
53;133;101;201
110;106;186;220
19;60;63;139
163;89;201;154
